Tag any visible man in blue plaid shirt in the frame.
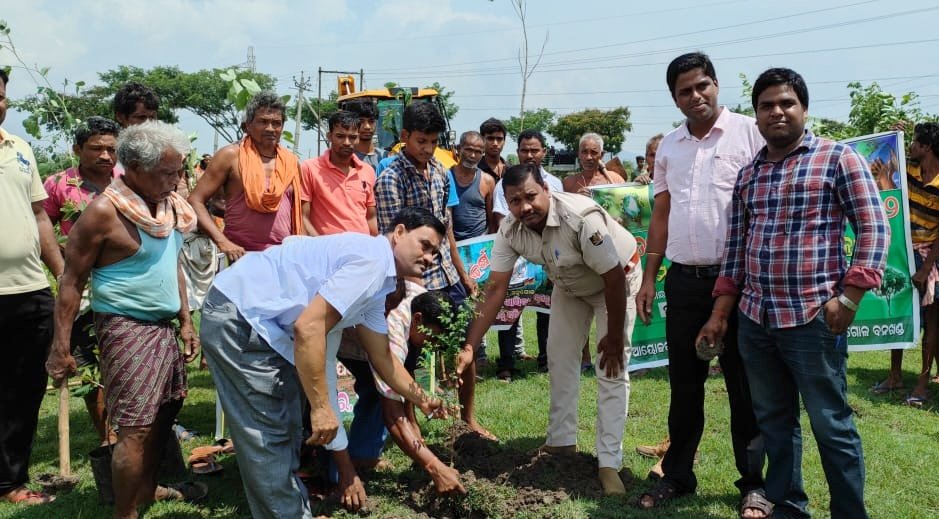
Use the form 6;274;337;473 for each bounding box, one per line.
374;101;493;440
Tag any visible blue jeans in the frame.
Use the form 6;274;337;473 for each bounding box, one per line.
328;357;388;483
738;312;869;519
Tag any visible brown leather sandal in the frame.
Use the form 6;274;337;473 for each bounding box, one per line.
740;489;773;518
636;479;685;509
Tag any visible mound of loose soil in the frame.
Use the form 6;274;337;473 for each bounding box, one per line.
34;473;79;493
400;421;633;518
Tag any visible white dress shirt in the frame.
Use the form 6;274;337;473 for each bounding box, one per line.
653;107;764;265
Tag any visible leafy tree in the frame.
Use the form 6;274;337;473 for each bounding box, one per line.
811;82;939;145
32;148;73;179
2;19;83;166
548;107;632;154
426;81;459;119
729;73;755;117
14;82;116;141
186;68;275;142
217;69;292;146
101;65;276;143
505;108;556;141
15;65;278;143
289;91;338;136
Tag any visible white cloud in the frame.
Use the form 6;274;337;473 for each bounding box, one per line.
0;1;87;90
373;0;506;30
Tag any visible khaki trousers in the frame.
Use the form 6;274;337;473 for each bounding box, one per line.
545;268;640;468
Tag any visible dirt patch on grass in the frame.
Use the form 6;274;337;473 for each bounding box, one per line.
400;421;633;518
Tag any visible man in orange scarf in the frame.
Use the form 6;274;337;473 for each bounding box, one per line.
189;92;303;262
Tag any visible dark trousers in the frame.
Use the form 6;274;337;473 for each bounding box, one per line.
660;268;764;494
0;288;54;495
496;312;549;372
329;357;388;483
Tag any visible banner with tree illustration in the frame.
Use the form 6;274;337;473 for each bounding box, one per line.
841;131;918;350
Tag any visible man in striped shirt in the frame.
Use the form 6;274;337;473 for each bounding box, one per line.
874;122;939;404
701;68;889;519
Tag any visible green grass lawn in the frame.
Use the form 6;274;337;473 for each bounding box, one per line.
2;320;939;518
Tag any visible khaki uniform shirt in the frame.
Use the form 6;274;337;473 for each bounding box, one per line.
491;191;637;298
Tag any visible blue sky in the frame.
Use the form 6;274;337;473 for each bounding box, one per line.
1;0;935;160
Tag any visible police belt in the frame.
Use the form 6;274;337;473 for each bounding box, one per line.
670;262;721;278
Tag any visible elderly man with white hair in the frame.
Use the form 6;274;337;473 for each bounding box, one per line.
47;121;204;519
561;132;627;372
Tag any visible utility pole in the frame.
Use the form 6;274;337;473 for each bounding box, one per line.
317;67;323;155
246;46;256;73
293;72;311;154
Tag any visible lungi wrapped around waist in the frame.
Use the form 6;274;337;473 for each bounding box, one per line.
96;313;188;428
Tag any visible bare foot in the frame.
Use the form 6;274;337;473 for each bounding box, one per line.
0;487;55;505
466;421;498;441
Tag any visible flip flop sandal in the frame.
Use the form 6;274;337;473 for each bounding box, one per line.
870;381;904;394
740;489;774;518
214;438;235;455
190;445;224;459
189;456;224;476
635;478;685;509
159;481;209;503
188;449;225;475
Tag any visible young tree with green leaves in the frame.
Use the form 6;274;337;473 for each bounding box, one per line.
548;107;632;154
504;108;556;141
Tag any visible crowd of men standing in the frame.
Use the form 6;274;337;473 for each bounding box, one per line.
4;47;930;519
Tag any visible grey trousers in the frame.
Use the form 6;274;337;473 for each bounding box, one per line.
200;287;313;519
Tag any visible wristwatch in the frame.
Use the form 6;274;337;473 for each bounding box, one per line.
837;294;859;312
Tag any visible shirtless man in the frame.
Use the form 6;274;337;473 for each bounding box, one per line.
562;132;626;371
188;91;303;262
47;121;202;518
561;132;625;196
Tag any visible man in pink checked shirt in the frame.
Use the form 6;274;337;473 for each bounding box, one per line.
635;52;768;517
44;116;122;237
698;68;888;519
43;116;123;447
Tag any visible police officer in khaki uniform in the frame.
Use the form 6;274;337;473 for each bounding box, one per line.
459;163;641;495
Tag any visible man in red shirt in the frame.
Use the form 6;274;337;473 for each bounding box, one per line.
300;111;377;236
